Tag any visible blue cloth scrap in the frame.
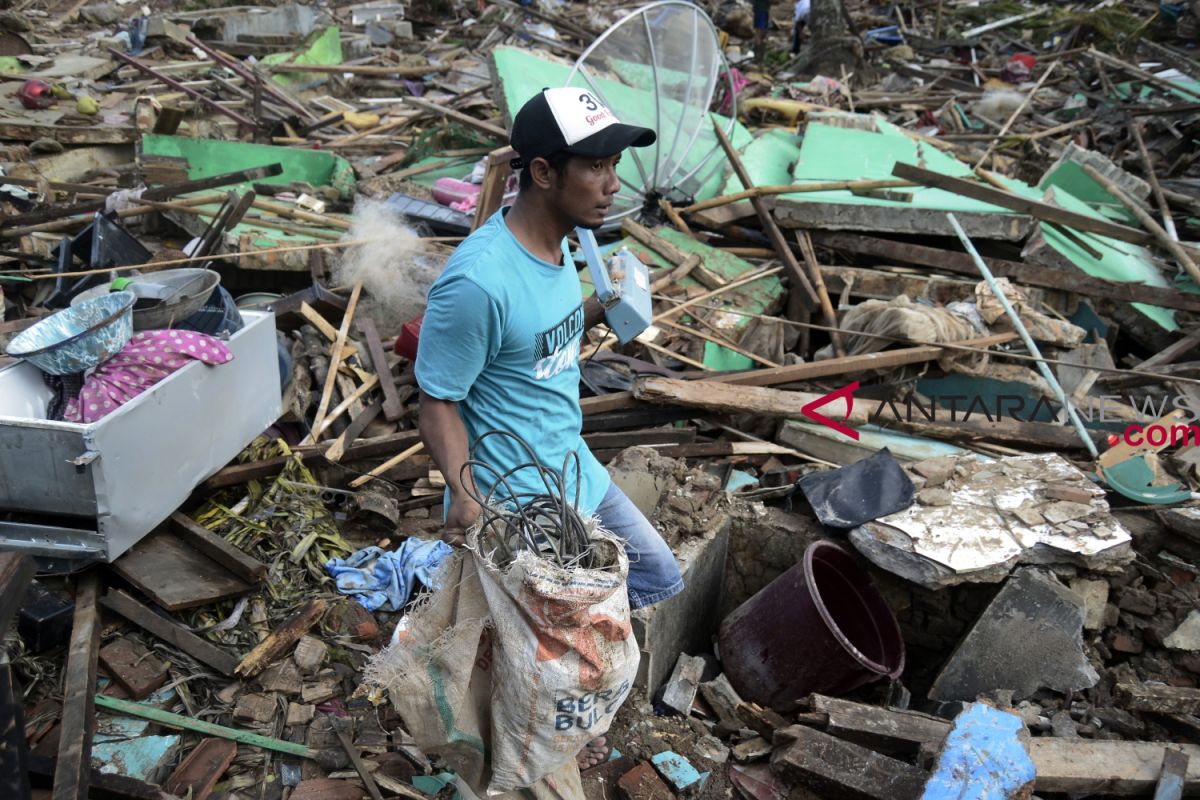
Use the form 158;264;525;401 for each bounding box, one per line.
325;539;453;612
922;703;1035;800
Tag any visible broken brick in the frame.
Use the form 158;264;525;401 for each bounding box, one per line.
293;635;329;675
163;738;237;800
286;702;315;727
233;693;278;724
1117;586;1157;616
618;761;675;800
98;638;169;700
1108;631;1144;655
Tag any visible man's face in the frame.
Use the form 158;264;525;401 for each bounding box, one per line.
550;153;623;230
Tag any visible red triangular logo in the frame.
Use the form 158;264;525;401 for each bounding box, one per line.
801;381;860;440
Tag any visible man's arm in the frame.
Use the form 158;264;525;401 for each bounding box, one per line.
583;294;605;332
418;391;481;544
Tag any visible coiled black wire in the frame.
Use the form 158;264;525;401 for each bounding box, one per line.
460;429;594;570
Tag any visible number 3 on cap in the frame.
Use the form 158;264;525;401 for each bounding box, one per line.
578;92;599;111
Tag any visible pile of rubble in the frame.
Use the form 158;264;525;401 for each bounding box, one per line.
2;0;1200;797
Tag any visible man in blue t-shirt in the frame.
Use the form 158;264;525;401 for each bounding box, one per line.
415;89;685;732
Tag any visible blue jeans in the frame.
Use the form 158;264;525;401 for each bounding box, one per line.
594;482;684;609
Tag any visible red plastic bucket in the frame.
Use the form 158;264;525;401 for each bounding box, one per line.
717;540;905;712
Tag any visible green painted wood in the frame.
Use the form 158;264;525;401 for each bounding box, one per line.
94;695;317;758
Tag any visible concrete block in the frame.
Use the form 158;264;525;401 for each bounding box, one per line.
1166;610;1200;651
1070;578;1109;631
929;568;1098;702
631;516;729;696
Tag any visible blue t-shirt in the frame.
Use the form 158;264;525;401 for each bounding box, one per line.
415;208;611;515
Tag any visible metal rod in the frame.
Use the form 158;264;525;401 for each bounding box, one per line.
106;48;257;129
186;35;316;121
946;212;1098;457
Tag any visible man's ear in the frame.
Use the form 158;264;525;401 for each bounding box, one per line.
527;156;557;190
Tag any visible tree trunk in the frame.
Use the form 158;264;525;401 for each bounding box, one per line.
804;0;863;75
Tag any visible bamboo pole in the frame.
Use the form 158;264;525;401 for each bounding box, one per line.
973;60;1058;170
1129;120;1178;242
349;441;424;488
681;179;916;215
1079;163;1200;288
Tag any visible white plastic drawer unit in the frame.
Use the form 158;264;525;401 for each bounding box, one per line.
0;310;281;567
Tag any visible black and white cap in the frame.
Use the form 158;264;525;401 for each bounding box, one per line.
509;87;656;169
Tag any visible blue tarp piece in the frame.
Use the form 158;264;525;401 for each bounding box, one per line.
922;704;1035;800
325;538;453;612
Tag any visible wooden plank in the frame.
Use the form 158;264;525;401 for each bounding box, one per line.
893;161;1200;258
100;590;240;677
402;97;506;140
110;528;254;612
809;695;951;756
170;512;266;584
1118;683;1200;716
235;599;327;678
811;231;1200;314
473;146;515;231
356;317;404;422
308;280;362;440
0;655;32;800
53;572;101;800
202;430;424;488
324;397;384;463
717;333;1018;388
582;428;696;450
0;552;36;629
712;121;820;309
771;725;927;800
0;121;137;145
1135;329;1200;372
1028;739;1200;794
633;376;867;423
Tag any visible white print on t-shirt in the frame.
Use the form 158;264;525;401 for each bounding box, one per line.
534;338;581;381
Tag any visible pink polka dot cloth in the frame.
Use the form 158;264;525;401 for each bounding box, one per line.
63;330;234;423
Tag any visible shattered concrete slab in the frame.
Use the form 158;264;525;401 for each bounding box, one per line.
929;567;1099;702
849;453;1133;589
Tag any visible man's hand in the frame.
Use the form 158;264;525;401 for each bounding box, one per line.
440;495;482;547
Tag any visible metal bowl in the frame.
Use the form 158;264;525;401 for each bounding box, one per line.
71;269;221;330
6;291;135;375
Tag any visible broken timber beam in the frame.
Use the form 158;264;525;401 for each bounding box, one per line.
171;512;266;584
1117;683;1200;716
1079;163;1200;287
203;430;424;488
53;572;101;800
620;218;722;290
771;725;927;800
711;120;821;310
578;333;1017;416
807;695;951;756
356;317;404;422
892;162;1200;259
101;590;240;677
633;376;868;422
1028;739;1200;794
235;599;327;678
811;232;1200;314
